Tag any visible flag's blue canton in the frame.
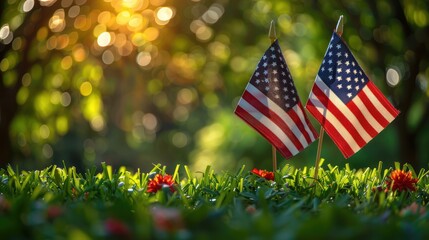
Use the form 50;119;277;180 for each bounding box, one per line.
250;40;298;111
318;32;369;104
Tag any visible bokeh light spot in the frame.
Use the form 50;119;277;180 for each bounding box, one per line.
56;116;69;135
22;73;32;87
116;11;131;25
72;44;87;62
40;0;57;7
50;91;62;104
386;68;400;87
49;9;66;32
23;0;35;12
150;0;166;6
91;115;105;132
102;50;115;64
60;56;73;70
128;14;144;31
177;88;194;104
37;27;48;41
39;124;50;139
42;144;53;158
142;113;158;131
0;24;10;40
68;5;80;18
172;132;188;148
80;82;93;96
156;7;174;21
97;31;111;47
131;32;145;46
196;25;213;41
143;27;159;41
61;92;72;106
136;51;152;66
0;58;9;72
61;0;73;8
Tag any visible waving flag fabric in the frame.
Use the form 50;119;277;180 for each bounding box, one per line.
305;32;400;158
234;40;318;159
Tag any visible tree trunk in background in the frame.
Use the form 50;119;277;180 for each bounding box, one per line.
396;116;418;168
0;2;59;166
0;84;18;167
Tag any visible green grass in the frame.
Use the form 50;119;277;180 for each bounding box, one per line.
0;161;428;239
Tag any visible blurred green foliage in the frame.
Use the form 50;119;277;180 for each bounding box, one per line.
0;0;429;172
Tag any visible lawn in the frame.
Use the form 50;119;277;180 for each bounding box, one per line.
0;161;428;239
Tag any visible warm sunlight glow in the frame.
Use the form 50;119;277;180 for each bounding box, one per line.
39;0;56;6
116;11;131;25
131;32;145;46
143;27;159;41
136;51;151;66
121;0;141;9
128;14;144;31
49;9;66;32
93;24;107;37
97;32;111;47
72;44;87;62
156;7;173;21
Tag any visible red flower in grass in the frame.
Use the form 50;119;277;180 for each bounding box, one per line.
105;218;131;238
147;174;176;193
46;205;63;220
151;207;184;232
251;168;274;181
385;169;418;192
400;202;426;216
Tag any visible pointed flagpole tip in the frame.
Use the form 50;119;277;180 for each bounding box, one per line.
269;20;277;43
335;15;344;36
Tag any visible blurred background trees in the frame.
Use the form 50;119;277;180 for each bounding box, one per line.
0;0;428;172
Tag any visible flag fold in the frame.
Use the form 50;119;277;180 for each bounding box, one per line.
235;40;318;159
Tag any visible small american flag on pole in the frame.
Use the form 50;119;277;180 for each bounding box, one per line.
234;40;318;159
305;32;400;158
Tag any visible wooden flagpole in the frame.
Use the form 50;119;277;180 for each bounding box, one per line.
313;15;344;182
269;20;278;172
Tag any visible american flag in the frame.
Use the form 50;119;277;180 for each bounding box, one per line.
305;32;400;158
234;40;318;159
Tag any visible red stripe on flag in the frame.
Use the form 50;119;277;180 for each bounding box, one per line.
358;89;390;127
346;100;378;138
366;81;400;117
292;101;318;143
234;106;293;158
306;101;355;158
311;85;367;148
299;101;319;139
241;91;305;151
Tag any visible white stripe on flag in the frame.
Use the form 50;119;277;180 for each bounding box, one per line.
314;76;372;142
352;96;384;133
294;103;318;142
308;88;361;153
361;86;396;122
245;84;312;146
238;98;300;156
